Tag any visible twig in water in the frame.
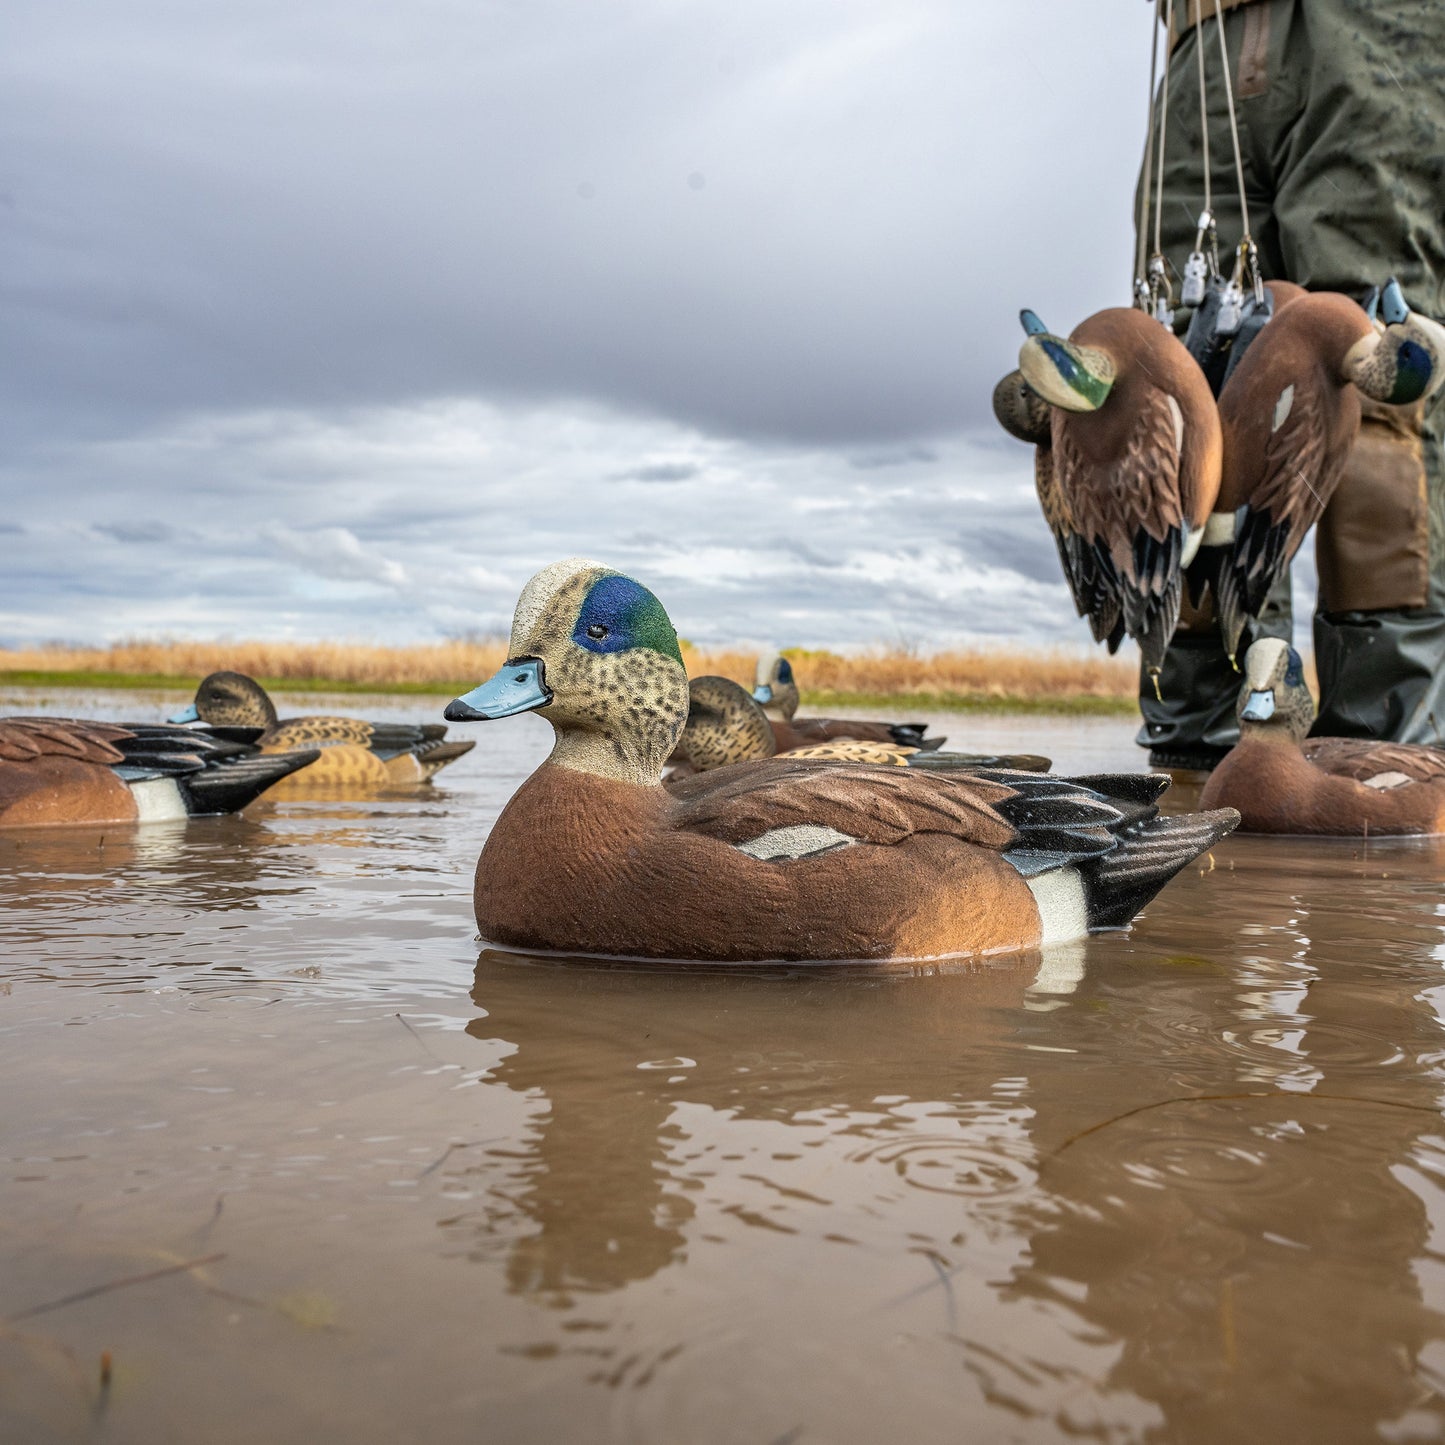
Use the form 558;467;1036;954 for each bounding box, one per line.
395;1012;440;1061
1052;1091;1441;1154
6;1253;227;1322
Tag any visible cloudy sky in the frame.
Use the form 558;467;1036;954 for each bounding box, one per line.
4;0;1177;651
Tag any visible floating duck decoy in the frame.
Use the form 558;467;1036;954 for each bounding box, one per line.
170;671;474;786
442;560;1238;963
0;717;319;828
1203;279;1445;663
1200;638;1445;835
1003;306;1223;687
751;651;945;751
677;676;1050;775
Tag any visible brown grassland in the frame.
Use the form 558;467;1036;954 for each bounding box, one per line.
0;638;1139;713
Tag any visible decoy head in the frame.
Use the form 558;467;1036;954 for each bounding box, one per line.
752;650;800;719
991;370;1053;445
444;559;689;786
1236;638;1314;741
1016;309;1116;413
680;676;778;771
1343;277;1445;406
170;670;278;728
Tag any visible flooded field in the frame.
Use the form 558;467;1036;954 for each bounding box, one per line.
5;687;1445;1443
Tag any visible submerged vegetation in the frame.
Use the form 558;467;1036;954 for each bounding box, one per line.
0;638;1139;713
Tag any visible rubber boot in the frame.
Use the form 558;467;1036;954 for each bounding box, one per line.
1136;582;1293;770
1312;609;1445;742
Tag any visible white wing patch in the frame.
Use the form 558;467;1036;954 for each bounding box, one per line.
1166;393;1185;456
1363;771;1412;790
735;825;858;861
1272;384;1295;433
1203;510;1238;545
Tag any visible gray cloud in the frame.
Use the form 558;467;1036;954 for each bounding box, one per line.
3;1;1166;653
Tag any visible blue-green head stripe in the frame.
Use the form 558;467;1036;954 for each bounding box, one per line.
572;574;683;665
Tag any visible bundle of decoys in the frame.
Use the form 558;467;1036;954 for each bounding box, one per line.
993;2;1445;687
441;560;1238;964
673;676;1050;776
1200;639;1445;836
170;671;475;789
0;717;319;829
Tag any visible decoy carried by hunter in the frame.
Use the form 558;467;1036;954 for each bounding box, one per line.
1200;638;1445;835
997;304;1223;688
1203;279;1445;662
442;560;1239;963
675;676;1050;775
170;671;475;786
751;651;945;751
0;717;319;829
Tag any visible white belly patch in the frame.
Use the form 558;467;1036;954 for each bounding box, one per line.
1025;869;1088;946
128;777;188;822
735;825;858;861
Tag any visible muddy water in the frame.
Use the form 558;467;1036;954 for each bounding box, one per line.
5;688;1445;1443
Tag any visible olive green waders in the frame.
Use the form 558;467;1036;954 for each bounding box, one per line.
1136;0;1445;763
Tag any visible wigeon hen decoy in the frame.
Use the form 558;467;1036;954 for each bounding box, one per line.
1200;638;1445;834
677;676;1050;775
751;652;944;752
1007;305;1223;688
442;560;1239;963
0;717;318;828
171;671;474;786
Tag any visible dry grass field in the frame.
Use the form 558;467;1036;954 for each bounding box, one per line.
0;638;1140;713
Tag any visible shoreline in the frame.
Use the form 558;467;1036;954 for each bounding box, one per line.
0;670;1138;716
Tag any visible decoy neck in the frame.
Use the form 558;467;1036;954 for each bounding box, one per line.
1017;310;1116;413
1236;638;1315;743
443;558;689;787
173;670;280;729
1342;278;1445;406
752;650;800;720
681;676;778;770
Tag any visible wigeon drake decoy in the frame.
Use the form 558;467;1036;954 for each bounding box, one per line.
1204;279;1445;662
0;717;319;828
751;651;945;751
1006;305;1223;688
442;560;1239;963
677;676;1051;775
1200;638;1445;835
170;671;474;786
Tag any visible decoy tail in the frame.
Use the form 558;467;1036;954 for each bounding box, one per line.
180;748;322;814
888;725;943;750
1077;806;1239;929
414;738;477;780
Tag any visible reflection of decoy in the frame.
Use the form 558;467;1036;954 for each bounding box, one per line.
751;651;944;751
443;560;1238;962
170;671;474;786
1008;306;1223;685
1200;638;1445;834
675;677;1050;775
0;717;318;828
1204;280;1445;663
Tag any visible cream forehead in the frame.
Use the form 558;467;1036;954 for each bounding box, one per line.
510;557;609;648
1245;638;1288;688
755;650;782;684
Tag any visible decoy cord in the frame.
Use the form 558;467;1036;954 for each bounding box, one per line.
1208;0;1261;296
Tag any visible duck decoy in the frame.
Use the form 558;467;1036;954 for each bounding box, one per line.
442;559;1239;963
1200;638;1445;835
169;671;475;786
1005;305;1223;688
677;676;1050;775
751;651;945;751
1204;278;1445;663
0;717;319;828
